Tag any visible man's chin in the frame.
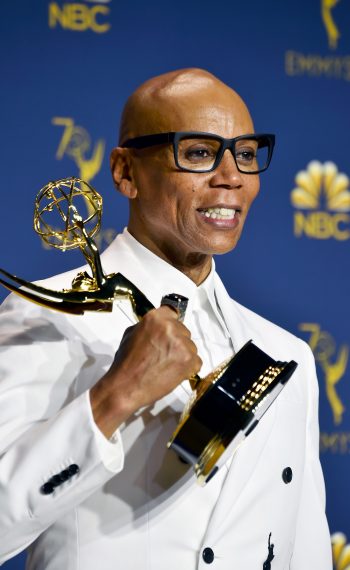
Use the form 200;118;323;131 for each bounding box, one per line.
205;234;242;256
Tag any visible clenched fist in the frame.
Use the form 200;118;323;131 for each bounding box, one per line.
90;306;202;438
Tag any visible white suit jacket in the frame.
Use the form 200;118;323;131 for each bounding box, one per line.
0;231;331;569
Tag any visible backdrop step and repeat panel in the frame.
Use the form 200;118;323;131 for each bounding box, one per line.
1;1;349;568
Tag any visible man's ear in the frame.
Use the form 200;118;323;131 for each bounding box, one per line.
110;147;138;199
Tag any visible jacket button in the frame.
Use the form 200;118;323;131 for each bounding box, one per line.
68;464;80;476
282;467;293;483
202;547;214;564
51;474;63;487
40;482;54;495
60;469;70;481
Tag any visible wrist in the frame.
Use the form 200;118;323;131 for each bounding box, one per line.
89;372;136;439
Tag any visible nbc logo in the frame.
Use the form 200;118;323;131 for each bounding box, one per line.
49;0;111;33
291;161;350;240
332;532;350;569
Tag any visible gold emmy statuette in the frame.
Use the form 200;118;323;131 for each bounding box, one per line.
0;177;298;485
0;177;154;316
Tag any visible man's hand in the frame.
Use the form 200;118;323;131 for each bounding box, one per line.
90;306;202;439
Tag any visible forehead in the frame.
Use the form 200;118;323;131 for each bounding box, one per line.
127;83;254;140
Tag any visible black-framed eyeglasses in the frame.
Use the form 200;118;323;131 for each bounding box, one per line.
121;131;275;174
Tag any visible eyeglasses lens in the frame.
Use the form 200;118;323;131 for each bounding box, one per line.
177;138;221;171
235;138;269;173
177;136;270;173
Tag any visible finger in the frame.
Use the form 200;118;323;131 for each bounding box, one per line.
195;355;203;373
185;355;202;379
157;305;180;319
180;325;192;338
188;338;200;354
160;293;188;322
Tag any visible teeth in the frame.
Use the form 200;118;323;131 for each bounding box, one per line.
202;207;236;220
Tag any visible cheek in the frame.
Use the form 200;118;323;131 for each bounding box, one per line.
136;177;183;230
133;165;208;233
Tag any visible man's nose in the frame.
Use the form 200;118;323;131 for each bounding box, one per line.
209;148;243;189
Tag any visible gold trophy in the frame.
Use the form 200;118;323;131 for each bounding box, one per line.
0;177;297;485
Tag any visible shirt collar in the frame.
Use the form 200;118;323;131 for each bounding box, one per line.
103;229;217;322
101;228;231;337
125;230;232;337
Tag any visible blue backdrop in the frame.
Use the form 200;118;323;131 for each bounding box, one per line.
1;1;350;567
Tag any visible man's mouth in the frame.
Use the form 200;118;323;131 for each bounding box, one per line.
198;207;238;220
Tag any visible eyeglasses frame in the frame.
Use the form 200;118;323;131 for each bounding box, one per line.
121;131;275;174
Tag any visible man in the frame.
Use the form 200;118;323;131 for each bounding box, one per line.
0;68;331;569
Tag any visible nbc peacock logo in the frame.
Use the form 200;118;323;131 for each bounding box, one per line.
332;532;350;569
291;161;350;240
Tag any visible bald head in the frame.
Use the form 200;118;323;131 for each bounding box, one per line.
111;68;261;280
119;68;253;144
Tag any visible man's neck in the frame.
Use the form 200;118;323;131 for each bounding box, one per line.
126;228;212;286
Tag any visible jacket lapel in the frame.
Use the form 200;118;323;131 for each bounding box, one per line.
214;273;256;353
204;274;277;542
